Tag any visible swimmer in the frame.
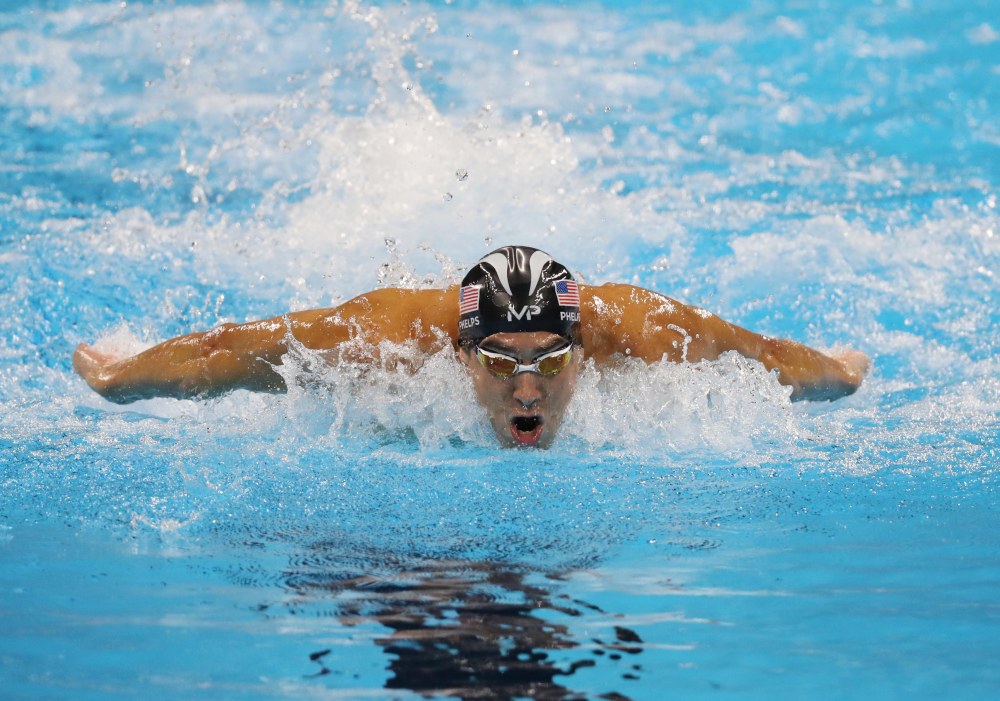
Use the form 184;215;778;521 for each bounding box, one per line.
73;245;870;447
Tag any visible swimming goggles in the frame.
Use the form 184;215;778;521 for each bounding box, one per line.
475;343;575;378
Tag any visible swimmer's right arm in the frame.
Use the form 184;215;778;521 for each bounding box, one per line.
73;287;459;403
73;318;297;403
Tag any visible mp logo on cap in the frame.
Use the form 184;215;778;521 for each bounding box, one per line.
507;304;542;321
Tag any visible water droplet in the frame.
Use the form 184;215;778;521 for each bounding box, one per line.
443;193;453;202
456;169;468;182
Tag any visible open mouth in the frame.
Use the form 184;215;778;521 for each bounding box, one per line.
509;415;544;446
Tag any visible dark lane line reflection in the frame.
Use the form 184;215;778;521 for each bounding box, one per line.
277;554;645;700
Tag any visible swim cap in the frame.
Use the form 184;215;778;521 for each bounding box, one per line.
457;245;581;344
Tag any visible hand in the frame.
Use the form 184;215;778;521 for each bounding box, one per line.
72;343;119;395
831;349;871;384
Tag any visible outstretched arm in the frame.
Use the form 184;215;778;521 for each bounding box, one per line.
74;287;458;403
580;283;869;401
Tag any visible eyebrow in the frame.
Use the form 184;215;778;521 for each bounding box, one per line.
480;337;569;356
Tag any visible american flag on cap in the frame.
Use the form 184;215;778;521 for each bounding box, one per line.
459;285;480;314
554;279;579;306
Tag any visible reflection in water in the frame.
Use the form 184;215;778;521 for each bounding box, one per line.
277;548;644;700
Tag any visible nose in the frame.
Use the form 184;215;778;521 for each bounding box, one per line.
511;372;543;410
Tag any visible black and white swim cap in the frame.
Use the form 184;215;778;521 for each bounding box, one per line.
457;245;581;344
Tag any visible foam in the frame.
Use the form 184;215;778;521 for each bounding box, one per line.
50;2;677;309
1;0;996;553
966;23;999;45
563;353;798;458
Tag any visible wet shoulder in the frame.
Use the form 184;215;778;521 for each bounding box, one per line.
578;282;696;363
297;287;458;349
366;286;459;345
579;282;682;322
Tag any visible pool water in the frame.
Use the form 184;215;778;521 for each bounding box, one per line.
1;1;997;699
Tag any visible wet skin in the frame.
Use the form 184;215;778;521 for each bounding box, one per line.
459;331;581;448
72;285;869;423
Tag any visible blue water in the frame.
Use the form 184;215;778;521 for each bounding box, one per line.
1;0;997;699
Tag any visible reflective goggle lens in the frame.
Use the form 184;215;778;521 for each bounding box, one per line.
536;348;573;375
478;352;518;377
475;344;573;378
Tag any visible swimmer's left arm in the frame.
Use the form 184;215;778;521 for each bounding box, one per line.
698;322;871;401
581;283;869;401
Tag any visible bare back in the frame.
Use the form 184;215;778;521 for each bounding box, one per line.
74;282;866;403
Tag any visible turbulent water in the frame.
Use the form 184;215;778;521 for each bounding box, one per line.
0;1;997;699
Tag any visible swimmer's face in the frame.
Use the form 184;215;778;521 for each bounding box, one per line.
460;331;581;448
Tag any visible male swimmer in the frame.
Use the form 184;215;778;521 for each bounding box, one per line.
73;245;870;447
